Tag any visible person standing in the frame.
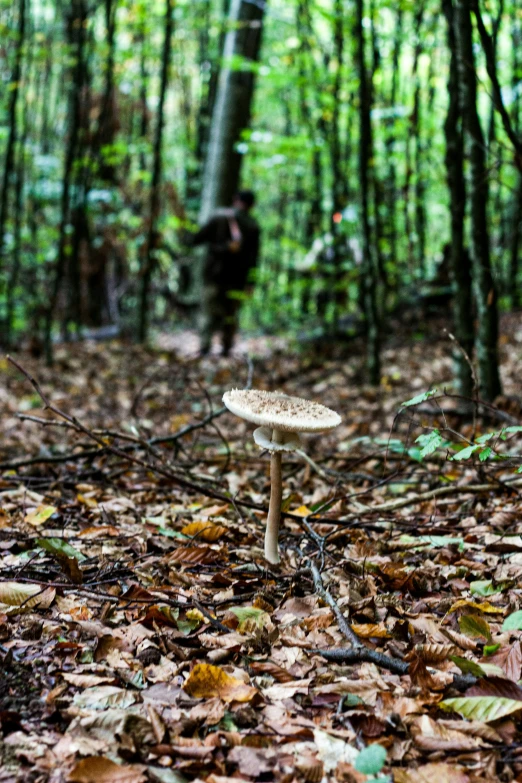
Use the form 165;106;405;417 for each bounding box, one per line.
185;190;260;356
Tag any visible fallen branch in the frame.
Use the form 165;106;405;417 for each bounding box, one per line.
308;561;476;691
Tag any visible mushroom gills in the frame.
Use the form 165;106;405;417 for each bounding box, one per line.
253;426;302;452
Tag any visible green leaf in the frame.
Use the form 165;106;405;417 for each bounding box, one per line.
415;430;444;458
229;606;270;632
37;537;87;562
176;619;200;635
452;444;480;460
479;447;493;462
484;643;501;656
459;614;492;641
470;580;500;597
503;610;522;631
440;696;522;722
400;389;438;408
449;656;488;677
355;744;387;775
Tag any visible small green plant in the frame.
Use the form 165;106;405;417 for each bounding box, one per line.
399;390;522;472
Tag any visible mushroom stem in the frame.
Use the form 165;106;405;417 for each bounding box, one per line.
265;429;284;564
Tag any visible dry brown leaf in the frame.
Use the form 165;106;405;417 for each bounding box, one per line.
410;715;486;751
167;545;219;564
485;642;522;682
394;762;469;783
68;757;146;783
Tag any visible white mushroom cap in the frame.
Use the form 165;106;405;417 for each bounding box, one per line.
222;389;341;433
253;426;302;452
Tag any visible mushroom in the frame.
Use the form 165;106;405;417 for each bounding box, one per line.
222;389;341;564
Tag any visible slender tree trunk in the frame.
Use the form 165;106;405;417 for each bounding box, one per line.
442;0;474;397
454;0;501;400
384;9;402;293
508;10;522;306
329;0;344;329
508;175;522;307
0;0;26;296
355;0;380;385
138;0;174;342
5;0;31;349
199;0;266;222
98;0;117;183
296;0;322;240
369;0;386;292
44;0;87;363
138;13;149;173
404;6;424;278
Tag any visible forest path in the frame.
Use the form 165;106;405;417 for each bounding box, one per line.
154;327;290;358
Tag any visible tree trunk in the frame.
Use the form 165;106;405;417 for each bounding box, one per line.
454;0;501;401
138;0;174;342
296;0;323;241
384;8;403;294
199;0;266;223
0;0;26;294
355;0;380;385
44;0;87;364
5;0;30;349
442;0;474;397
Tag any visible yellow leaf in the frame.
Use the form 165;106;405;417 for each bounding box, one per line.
24;505;57;526
186;608;205;622
77;494;98;508
181;520;227;542
351;622;391;639
292;505;313;517
447;599;505;615
183;663;257;703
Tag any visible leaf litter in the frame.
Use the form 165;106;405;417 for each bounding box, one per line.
0;327;522;781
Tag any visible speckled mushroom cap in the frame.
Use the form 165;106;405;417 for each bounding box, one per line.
222;389;341;433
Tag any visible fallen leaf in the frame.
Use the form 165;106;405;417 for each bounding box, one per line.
68;756;146;783
394;762;469;783
24;504;57;526
181;520;227;542
440;695;522;722
183;663;257;703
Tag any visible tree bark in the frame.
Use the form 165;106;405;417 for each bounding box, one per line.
44;0;87;364
442;0;474;397
138;0;174;342
199;0;266;223
0;0;26;290
454;0;501;401
355;0;380;385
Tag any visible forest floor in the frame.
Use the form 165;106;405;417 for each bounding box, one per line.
1;318;522;783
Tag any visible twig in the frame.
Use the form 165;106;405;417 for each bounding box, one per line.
308;561;363;647
307;562;476;691
192;599;231;633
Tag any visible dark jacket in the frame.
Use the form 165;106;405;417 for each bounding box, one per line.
188;209;260;289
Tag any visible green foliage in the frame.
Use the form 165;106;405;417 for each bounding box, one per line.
398;391;522;472
502;610;522;631
415;430;444;458
355;744;387;776
440;696;522;722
